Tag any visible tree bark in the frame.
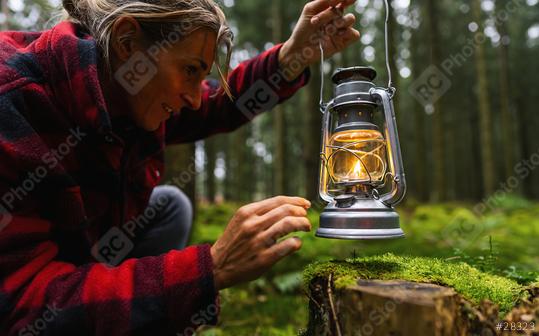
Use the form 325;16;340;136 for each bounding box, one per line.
305;278;529;336
1;0;9;31
304;63;322;203
272;0;286;196
204;138;217;203
472;0;496;196
224;135;235;201
307;279;468;335
164;143;197;211
425;0;446;202
410;3;428;202
495;4;518;186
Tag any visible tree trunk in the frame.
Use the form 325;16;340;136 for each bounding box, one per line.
306;277;539;336
224;135;235;201
496;4;518;186
234;126;251;202
204;138;217;203
304;63;322;203
272;0;286;196
472;0;496;196
306;278;512;336
164;143;196;210
426;0;446;202
242;125;256;201
308;279;469;336
1;0;9;31
409;4;428;202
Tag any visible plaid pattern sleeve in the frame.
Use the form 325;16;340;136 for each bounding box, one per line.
1;216;218;336
164;43;310;144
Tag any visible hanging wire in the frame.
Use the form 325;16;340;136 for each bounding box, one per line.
318;0;397;104
319;38;326;113
383;0;396;97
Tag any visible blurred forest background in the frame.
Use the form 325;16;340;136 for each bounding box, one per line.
174;0;539;206
3;0;538;204
2;0;538;334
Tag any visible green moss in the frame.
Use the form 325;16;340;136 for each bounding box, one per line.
303;253;525;313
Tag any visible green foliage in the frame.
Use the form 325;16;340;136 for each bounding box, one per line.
192;200;539;335
191;203;238;244
302;253;524;314
273;271;303;294
481;194;536;213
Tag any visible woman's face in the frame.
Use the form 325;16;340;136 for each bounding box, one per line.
110;20;217;131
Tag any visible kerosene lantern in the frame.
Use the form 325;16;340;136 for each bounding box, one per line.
315;1;406;239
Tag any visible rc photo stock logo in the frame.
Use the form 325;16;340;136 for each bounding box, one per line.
115;51;158;95
236;79;280;120
91;194;169;266
91;227;134;266
441;214;484;250
408;65;452;112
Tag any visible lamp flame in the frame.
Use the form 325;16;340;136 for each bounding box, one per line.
352;160;363;178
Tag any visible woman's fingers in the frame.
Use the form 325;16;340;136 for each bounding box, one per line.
258;215;311;247
323;13;355;35
311;0;356;26
259;236;303;266
303;0;341;17
256;203;308;230
305;0;356;17
338;27;361;45
240;195;310;217
311;4;343;26
323;26;360;53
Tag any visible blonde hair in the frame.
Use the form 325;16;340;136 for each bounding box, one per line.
62;0;234;96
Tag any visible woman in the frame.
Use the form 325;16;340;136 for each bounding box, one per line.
0;0;359;334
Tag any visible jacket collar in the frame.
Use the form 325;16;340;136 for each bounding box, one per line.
47;21;113;135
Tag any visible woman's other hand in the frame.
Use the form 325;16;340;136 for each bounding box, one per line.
210;196;312;290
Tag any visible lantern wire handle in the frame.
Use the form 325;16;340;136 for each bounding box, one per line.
318;0;397;105
383;0;396;97
318;37;326;113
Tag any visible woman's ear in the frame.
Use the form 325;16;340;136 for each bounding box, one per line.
110;16;145;62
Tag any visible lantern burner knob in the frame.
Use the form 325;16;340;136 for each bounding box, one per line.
335;194;356;208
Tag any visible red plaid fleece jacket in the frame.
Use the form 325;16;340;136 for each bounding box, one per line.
0;22;308;335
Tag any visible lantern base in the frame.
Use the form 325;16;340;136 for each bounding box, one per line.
316;199;404;240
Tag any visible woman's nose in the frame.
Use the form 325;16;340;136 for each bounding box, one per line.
182;85;202;110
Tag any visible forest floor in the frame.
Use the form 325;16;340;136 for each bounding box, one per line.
190;195;539;336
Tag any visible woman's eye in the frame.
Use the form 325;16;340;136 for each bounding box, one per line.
185;66;197;76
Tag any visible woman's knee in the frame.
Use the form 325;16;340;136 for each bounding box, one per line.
151;185;193;232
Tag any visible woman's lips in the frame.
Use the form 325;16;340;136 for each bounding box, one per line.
162;103;174;115
161;103;181;117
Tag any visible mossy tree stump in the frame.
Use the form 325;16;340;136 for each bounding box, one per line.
306;277;489;335
303;254;539;336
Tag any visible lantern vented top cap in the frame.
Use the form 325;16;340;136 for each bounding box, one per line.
332;66;377;84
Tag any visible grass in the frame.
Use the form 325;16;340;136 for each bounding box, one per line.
191;194;539;335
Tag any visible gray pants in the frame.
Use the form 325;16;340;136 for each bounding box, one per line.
127;185;193;258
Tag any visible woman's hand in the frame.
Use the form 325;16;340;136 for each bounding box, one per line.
210;196;311;290
279;0;360;81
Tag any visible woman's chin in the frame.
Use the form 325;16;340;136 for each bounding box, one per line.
148;121;162;132
137;118;162;132
133;110;167;132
